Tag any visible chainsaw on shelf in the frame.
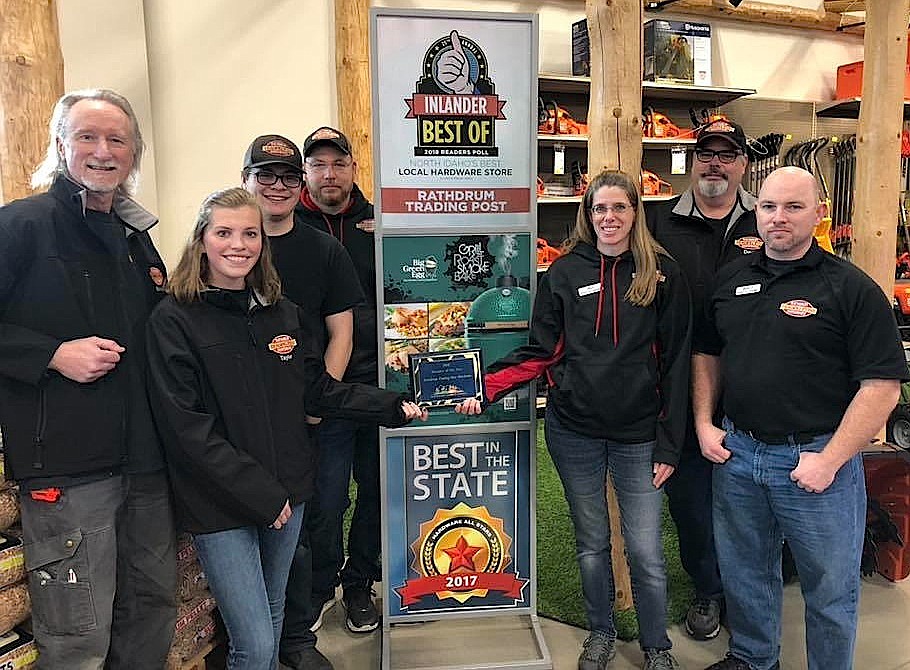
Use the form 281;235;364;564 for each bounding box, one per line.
641;169;673;197
538;98;588;135
643;107;694;139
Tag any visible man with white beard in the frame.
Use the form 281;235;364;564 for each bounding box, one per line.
645;118;758;642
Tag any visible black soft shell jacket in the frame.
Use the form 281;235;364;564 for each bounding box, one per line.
485;243;691;466
146;291;409;534
0;177;167;481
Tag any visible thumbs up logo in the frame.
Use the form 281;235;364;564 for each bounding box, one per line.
405;30;507;158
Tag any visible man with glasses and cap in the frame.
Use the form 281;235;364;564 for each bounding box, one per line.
241;133;364;670
645;118;759;642
286;126;384;642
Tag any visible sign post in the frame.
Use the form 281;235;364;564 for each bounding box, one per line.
372;9;549;670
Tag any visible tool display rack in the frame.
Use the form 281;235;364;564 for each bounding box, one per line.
535;73;756;251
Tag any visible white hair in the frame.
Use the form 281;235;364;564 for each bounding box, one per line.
31;88;144;195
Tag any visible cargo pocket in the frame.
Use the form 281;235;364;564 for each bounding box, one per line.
24;528;97;634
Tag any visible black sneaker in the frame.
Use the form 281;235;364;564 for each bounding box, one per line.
279;647;334;670
704;655;779;670
578;631;616;670
686;597;722;640
342;584;379;633
309;593;336;633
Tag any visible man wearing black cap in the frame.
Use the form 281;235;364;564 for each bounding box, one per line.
241;133;363;670
645;118;759;641
291;126;384;637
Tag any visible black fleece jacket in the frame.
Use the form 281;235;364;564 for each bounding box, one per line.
485;242;692;466
146;290;409;534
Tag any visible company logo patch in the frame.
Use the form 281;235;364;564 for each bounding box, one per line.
703;119;735;134
148;266;165;287
261;140;295;158
734;236;763;252
356;218;376;233
779;300;817;318
268;334;297;357
309;127;342;142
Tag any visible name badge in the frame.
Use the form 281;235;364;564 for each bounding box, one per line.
735;283;761;296
577;282;601;297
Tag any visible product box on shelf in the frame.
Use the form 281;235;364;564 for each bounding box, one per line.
571;19;590;77
836;60;910;100
644;19;712;86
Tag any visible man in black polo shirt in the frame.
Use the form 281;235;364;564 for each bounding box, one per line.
646;118;760;640
693;167;906;670
241;133;364;670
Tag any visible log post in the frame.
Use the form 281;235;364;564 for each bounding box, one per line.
852;1;909;298
335;0;373;200
586;0;643;611
0;0;64;204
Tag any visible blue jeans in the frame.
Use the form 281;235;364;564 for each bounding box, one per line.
714;420;865;670
545;407;671;651
194;504;304;670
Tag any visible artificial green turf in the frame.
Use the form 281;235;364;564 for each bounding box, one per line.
535;419;693;640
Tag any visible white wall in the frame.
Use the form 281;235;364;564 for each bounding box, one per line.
55;0;864;265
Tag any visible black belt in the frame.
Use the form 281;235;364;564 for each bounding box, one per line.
732;424;827;445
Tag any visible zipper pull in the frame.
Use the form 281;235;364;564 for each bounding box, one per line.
32;437;44;470
247;319;258;347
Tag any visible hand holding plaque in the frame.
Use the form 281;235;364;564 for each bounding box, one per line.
408;348;485;410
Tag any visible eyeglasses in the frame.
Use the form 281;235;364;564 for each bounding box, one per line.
694;148;743;164
590;203;630;216
305;159;353;174
250;170;303;188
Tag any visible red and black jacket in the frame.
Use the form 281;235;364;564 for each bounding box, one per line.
486;242;691;466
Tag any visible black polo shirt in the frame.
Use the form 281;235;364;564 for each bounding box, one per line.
696;240;907;436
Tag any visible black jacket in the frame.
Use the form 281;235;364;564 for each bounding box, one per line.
0;177;167;482
645;185;759;334
146;290;409;534
485;242;691;466
296;185;377;383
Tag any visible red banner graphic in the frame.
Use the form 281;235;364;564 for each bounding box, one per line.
396;572;528;606
405;95;507;119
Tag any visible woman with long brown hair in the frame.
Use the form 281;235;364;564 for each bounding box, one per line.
460;170;691;670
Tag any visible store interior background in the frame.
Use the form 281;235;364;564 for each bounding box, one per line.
57;0;864;266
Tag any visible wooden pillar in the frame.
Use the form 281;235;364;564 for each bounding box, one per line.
0;0;64;204
585;0;642;611
335;0;373;200
852;1;909;295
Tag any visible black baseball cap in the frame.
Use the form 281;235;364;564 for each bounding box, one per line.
696;119;748;154
243;134;303;171
303;126;352;157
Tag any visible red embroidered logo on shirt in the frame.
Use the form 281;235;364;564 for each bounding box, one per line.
149;266;165;287
734;236;763;252
356;219;376;233
779;300;817;318
268;335;297;356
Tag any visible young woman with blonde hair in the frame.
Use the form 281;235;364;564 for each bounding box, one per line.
147;187;425;670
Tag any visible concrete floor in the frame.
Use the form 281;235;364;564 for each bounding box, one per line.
303;574;910;670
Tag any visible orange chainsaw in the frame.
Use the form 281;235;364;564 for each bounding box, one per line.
641;170;673;197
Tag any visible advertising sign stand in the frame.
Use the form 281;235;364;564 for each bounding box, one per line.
371;9;550;670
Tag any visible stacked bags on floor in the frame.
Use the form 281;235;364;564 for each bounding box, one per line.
165;533;223;669
0;433;38;669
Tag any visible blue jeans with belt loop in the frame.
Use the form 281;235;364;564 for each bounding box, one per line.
544;406;672;651
194;503;305;670
713;418;865;670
